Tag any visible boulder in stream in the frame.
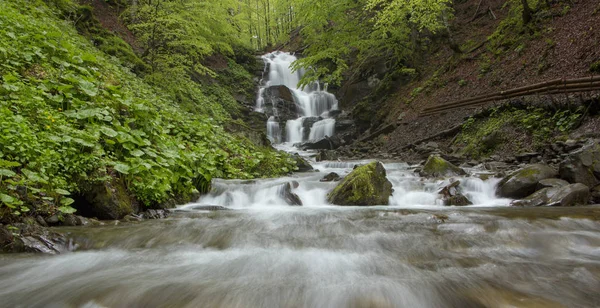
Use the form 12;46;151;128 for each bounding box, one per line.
438;180;472;206
511;187;559;207
496;164;557;199
547;183;590;207
511;183;590;207
279;182;303;206
419;155;466;178
327;161;393;206
320;172;341;182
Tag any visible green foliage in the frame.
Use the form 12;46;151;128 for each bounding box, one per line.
0;0;296;219
590;61;600;73
455;106;584;158
290;0;452;87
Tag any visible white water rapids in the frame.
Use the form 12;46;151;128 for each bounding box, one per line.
185;161;509;209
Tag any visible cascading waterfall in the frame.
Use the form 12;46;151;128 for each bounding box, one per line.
256;51;338;144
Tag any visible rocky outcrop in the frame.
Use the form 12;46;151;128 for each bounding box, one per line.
1;221;69;254
261;85;299;139
419;155;466;178
74;176;136;220
316;150;339;162
559;141;600;188
496;164;558;199
327;161;393;205
438;180;472;206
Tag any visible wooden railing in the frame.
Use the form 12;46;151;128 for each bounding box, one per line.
420;75;600;116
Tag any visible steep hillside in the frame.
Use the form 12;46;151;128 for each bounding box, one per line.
0;0;296;222
333;0;600;159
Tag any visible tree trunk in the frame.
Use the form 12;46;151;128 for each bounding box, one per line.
521;0;532;24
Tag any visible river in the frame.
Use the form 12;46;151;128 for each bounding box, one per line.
1;53;599;307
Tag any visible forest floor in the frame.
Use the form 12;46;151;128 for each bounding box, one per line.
375;0;600;156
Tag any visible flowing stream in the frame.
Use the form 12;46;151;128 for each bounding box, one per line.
1;53;600;307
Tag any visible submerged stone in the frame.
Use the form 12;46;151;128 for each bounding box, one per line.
320;172;341;182
327;161;393;206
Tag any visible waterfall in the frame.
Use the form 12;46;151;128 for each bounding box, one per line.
309;118;336;140
257;51;338;145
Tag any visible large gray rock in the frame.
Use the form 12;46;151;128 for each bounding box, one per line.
496;164;558;199
419;155;466;178
327;161;393;206
547;183;590;207
559;141;600;187
510;187;560;207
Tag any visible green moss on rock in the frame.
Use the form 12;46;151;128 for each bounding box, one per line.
75;176;135;220
419;155;466;178
327;161;393;206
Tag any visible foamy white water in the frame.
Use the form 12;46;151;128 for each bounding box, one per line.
181;161;510;210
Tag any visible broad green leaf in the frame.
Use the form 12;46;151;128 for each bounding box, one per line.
130;149;145;157
100;126;118;138
114;163;130;174
1;193;17;208
58;205;77;214
0;169;16;177
55;188;71;195
79;80;98;97
60;197;75;206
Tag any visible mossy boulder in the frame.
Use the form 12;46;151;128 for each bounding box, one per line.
327;161;393;206
419;155;466;178
496;164;558;199
559;141;600;188
74;176;136;220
